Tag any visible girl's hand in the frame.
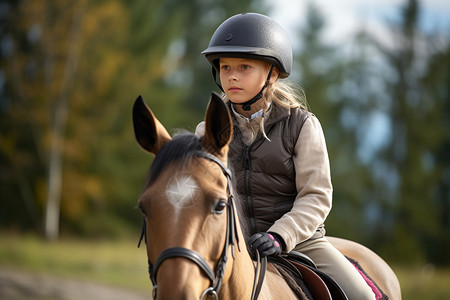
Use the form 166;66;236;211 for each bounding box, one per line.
248;232;283;258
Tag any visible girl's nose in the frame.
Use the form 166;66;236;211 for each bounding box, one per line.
227;71;238;81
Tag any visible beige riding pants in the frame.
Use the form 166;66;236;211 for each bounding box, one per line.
293;237;376;300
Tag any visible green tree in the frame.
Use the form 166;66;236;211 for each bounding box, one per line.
413;20;450;264
361;0;450;264
291;1;450;267
292;3;375;242
0;0;263;240
0;0;136;239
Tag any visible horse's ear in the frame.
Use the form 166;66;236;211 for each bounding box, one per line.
201;92;233;157
132;95;171;155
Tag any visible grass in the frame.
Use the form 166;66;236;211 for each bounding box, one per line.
0;232;152;293
394;264;450;299
1;233;449;299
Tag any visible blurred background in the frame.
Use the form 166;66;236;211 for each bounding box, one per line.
0;0;449;299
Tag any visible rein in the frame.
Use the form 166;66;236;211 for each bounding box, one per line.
138;151;266;299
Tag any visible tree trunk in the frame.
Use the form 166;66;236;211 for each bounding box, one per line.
44;2;85;240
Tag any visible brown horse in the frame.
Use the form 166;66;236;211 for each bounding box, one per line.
133;93;401;300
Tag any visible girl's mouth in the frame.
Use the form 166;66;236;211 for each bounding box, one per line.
228;86;242;92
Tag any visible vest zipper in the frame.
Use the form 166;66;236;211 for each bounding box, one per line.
243;146;256;233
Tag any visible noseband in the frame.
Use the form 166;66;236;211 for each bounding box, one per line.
138;151;241;299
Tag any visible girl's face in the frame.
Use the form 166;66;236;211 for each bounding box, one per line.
219;58;278;104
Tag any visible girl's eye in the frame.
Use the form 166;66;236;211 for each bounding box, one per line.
241;65;250;70
221;65;229;71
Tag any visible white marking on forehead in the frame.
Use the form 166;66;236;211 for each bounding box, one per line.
166;175;200;209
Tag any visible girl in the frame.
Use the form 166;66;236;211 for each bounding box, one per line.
197;12;375;300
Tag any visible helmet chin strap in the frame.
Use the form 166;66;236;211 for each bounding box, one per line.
212;65;275;111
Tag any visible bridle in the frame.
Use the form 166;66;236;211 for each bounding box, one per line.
138;151;266;299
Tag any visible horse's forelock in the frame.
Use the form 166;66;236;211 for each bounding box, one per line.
145;133;202;187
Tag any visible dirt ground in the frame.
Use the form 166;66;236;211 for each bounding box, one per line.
0;268;150;300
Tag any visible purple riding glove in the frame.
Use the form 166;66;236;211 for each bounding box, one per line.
248;232;283;258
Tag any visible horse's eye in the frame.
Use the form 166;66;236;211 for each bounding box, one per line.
213;199;227;215
137;202;147;217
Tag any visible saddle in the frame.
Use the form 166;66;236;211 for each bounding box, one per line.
269;251;348;300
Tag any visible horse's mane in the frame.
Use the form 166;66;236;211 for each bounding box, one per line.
144;131;252;240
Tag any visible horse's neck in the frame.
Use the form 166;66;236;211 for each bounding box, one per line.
219;236;255;299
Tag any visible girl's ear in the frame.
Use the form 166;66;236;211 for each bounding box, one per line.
269;66;280;83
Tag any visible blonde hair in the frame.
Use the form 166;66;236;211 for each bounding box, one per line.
264;80;308;111
222;78;309;141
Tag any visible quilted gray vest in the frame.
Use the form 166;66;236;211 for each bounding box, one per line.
228;102;309;235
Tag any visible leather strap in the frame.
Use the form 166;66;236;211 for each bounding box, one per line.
251;250;267;300
152;247;216;284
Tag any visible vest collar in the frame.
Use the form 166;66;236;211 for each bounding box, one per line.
263;101;291;129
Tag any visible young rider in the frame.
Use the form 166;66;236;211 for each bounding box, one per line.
196;12;375;300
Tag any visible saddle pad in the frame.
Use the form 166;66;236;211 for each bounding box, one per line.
346;256;388;300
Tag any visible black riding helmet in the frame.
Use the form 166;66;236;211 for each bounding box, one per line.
202;13;292;79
